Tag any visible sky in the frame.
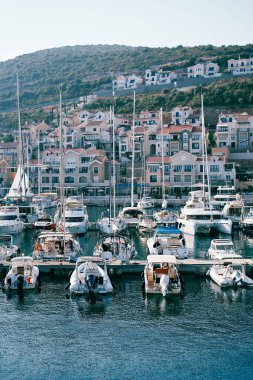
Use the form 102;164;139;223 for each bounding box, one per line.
0;0;252;62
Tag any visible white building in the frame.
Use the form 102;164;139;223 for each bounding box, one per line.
187;62;220;78
112;74;143;90
171;107;193;125
228;57;253;74
145;69;177;85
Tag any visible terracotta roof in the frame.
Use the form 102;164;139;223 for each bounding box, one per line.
86;121;104;127
146;156;171;164
168;125;193;133
0;159;10;167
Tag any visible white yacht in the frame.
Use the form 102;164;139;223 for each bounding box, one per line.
137;196;155;210
33;231;81;262
56;196;89;235
153;209;178;226
240;206;253;234
137;215;157;233
0;205;23;234
208;263;253;288
93;234;137;263
222;195;244;226
208;239;242;260
69;258;113;295
4;256;40;291
31;193;58;210
147;226;189;259
119;206;145;228
0;235;20;261
97;210;126;235
213;185;238;208
143;255;182;297
34;212;55;230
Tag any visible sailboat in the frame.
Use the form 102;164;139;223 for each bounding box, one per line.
119;91;145;227
177;95;232;235
153;108;177;226
97;106;126;234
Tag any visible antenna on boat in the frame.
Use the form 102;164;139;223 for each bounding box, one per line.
131;91;136;208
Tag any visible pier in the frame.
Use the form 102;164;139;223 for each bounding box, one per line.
1;257;253;277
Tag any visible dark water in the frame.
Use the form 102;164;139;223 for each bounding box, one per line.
1;206;253;380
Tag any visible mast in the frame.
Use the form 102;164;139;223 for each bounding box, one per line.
112;105;116;219
131;91;135;208
109;106;112;222
38;134;41;194
16;74;26;199
161;107;165;203
59;89;66;258
201;94;211;206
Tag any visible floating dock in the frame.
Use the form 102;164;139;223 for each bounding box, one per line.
1;257;253;277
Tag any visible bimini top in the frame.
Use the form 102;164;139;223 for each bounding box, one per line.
147;254;178;264
155;226;181;236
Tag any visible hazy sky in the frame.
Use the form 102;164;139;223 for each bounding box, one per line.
0;0;252;62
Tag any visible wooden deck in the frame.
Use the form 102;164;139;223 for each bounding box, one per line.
1;257;253;277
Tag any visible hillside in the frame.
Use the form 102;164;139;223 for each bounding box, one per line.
1;43;253;114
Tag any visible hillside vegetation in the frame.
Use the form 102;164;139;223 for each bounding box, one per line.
0;43;253;113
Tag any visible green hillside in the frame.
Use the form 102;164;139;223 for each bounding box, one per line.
1;43;253;113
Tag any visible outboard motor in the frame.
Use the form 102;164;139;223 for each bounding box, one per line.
160;274;170;297
86;275;96;292
232;270;242;287
17;275;24;291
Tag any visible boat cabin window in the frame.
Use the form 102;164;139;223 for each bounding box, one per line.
65;217;84;223
0;215;17;220
17;266;24;275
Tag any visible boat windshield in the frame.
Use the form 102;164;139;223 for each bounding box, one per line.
65;217;84;223
0;215;17;220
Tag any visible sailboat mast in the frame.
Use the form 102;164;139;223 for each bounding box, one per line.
59;89;66;257
201;94;211;205
131;91;136;208
16;74;26;198
109;106;112;222
112;106;116;219
161;107;165;202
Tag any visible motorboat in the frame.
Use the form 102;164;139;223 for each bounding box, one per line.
208;239;242;260
69;258;113;295
153;209;178;226
17;204;40;228
143;255;182;296
213;185;238;208
0;205;23;234
34;212;55;230
118;206;145;227
56;196;89;235
93;234;137;262
208;263;253;288
147;226;189;259
137;215;157;233
222;195;244;226
97;211;126;235
31;193;58;210
137;196;155;210
0;235;21;261
33;231;81;262
4;256;40;291
240;206;253;234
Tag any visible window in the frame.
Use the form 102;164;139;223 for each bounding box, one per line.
65;176;75;184
192;143;199;149
79;176;88;184
79;167;88;173
149;165;158;173
192;135;200;141
93;167;99;174
150;175;157;183
52;177;59;183
210;165;219;172
184;165;193;172
218;126;228;132
174;175;181;183
42;177;49;184
164;165;170;174
184;175;192;182
174;165;182;172
183;133;188;142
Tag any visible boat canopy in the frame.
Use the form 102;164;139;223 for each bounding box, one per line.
155;226;181;235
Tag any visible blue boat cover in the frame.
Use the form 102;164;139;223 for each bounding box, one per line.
156;226;181;235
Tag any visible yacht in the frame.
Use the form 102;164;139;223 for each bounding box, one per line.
143;255;182;297
207;263;253;288
33;231;81;262
4;256;40;291
97;211;126;235
69;258;113;295
34;211;55;230
56;196;89;235
222;195;244;226
177;95;232;236
137;214;157;233
208;239;242;260
240;206;253;234
147;226;189;259
119;206;145;228
0;235;20;261
93;234;137;262
17;204;40;228
213;185;238;208
137;196;155;210
0;205;23;234
153;209;178;226
31;193;58;210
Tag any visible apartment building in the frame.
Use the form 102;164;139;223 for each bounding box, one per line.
187;62;220;78
145;69;177;85
228;57;253;74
